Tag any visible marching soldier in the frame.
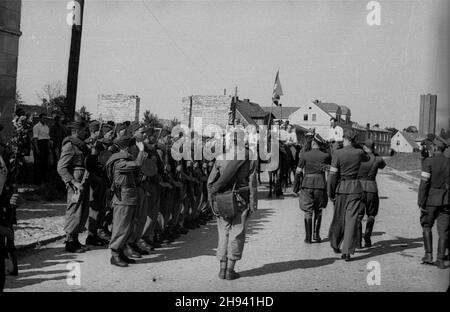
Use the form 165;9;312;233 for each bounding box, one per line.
328;129;368;261
106;135;145;267
57;121;91;253
296;133;331;243
356;139;386;248
418;138;449;269
208;128;258;280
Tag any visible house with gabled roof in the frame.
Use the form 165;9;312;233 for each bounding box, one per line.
390;131;423;153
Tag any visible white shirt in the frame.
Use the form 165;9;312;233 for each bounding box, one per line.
279;129;290;142
286;131;298;144
33;122;50;140
327;125;343;142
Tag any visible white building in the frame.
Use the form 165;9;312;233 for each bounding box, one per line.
288;101;351;139
390;131;422;153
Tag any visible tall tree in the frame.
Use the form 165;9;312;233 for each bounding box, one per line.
143;110;163;128
75;105;92;121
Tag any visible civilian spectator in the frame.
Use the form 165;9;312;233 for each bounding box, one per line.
33;113;51;185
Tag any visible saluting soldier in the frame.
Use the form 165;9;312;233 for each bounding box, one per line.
327;129;368;261
105;135;145;267
356;139;386;248
57;121;91;253
297;133;331;244
418;138;449;269
208;128;258;280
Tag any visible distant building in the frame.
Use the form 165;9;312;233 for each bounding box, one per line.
391;131;422;153
0;1;22;138
235;98;271;127
288;100;351;139
419;94;437;136
352;123;392;155
261;106;300;123
96;94;140;123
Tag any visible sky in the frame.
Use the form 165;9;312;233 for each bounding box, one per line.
17;0;450;130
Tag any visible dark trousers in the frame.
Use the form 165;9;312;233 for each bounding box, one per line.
420;205;450;259
329;193;362;254
87;173;107;236
34;139;49;184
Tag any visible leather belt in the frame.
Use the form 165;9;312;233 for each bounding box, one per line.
305;174;324;177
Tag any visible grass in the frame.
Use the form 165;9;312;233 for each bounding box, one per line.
384;152;421;172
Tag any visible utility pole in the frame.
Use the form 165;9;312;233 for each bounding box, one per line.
65;0;84;121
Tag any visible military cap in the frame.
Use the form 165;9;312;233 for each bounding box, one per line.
114;135;134;149
89;120;101;133
425;133;435;142
116;123;128;133
364;139;375;149
128;121;143;134
101;123;113;135
343;128;357;141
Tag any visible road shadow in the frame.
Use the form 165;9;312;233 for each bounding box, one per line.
137;206;275;265
351;236;423;261
5;247;82;290
379;196;389;200
16;202;66;221
239;257;338;278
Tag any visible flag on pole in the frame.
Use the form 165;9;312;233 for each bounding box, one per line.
272;70;283;106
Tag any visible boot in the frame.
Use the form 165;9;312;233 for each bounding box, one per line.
137;239;154;252
225;259;240;280
8;251;18;276
74;235;90;252
120;251;136;264
123;244;142;259
65;240;85;253
356;220;363;249
364;216;375;248
421;228;433;265
304;218;312;244
111;250;128;267
132;242;149;256
436;237;448;269
86;234;107;246
218;260;227;279
312;212;322;243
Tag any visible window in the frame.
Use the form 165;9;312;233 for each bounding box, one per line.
396;140;400;146
303;114;308;121
312;114;316;121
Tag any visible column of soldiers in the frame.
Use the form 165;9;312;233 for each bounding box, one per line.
57;120;214;267
295;129;449;265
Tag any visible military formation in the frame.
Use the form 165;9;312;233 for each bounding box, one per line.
55;119;215;267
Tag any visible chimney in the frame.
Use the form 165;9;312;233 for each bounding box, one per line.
366;123;370;130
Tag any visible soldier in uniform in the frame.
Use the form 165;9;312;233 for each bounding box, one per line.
57;121;91;253
418;138;449;269
327;129;368;261
208;128;258;280
296;133;331;243
356;139;386;248
106;135;145;267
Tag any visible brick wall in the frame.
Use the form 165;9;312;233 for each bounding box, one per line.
182;95;232;131
95;94;140;123
0;0;21;140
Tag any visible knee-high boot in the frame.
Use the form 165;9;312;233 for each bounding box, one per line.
364;216;375;247
421;228;433;264
356;218;363;249
436;237;448;269
312;212;322;242
304;218;312;244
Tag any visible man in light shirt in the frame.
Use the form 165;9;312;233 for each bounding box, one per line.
327;117;343;152
33;113;51;185
286;124;298;145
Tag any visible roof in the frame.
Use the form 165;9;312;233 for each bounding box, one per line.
315;102;340;113
339;105;351;115
235;99;267;125
399;131;421;149
291;124;309;132
261;106;300;119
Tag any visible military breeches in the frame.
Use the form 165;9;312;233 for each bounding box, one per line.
299;188;327;219
64;170;90;238
360;192;379;217
216;208;251;262
129;186;149;243
420;205;450;238
329;193;362;255
143;184;160;240
109;204;135;251
87;173;107;235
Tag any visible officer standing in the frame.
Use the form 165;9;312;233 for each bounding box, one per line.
208;128;258;280
106;135;145;267
327;129;368;261
418;138;449;269
296;133;331;243
356;139;386;248
57;121;91;253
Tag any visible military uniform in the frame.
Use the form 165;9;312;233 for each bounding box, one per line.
106;140;145;267
208;146;258;280
356;143;386;248
297;137;331;243
418;140;449;269
57;134;91;253
328;134;368;260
